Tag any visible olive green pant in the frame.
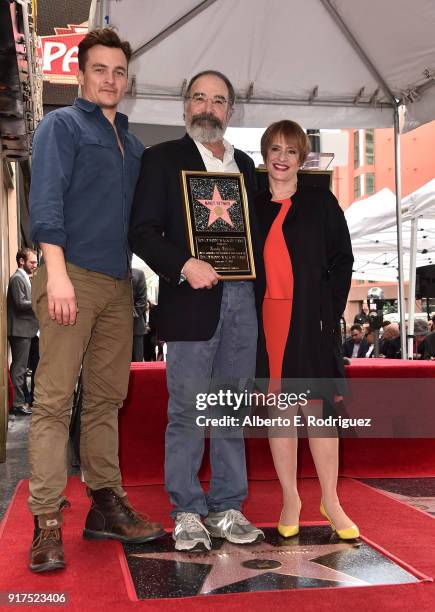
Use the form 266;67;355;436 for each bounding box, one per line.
28;263;133;515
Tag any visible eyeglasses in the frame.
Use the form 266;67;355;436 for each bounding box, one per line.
185;93;229;108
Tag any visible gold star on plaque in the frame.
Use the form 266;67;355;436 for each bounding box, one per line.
197;184;236;227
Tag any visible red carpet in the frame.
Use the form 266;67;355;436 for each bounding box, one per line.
345;359;435;377
119;361;435;485
0;476;434;611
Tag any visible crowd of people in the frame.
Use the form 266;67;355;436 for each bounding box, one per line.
5;27;434;575
342;316;435;360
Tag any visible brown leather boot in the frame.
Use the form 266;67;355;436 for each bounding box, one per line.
29;512;65;573
83;488;165;543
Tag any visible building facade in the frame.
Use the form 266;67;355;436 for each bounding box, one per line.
333;121;435;325
0;0;42;461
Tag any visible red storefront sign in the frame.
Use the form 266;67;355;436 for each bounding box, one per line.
37;23;87;84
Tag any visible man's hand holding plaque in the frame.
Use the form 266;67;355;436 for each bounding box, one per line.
182;257;219;289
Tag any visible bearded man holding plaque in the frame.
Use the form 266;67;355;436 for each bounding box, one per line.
129;70;264;552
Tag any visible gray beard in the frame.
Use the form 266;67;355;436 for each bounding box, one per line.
186;119;225;144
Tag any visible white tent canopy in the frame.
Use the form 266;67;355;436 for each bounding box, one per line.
402;179;435;221
344;189;397;241
349;223;435;282
346;181;435;282
90;0;435;129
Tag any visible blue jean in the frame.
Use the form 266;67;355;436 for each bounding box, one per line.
165;281;257;518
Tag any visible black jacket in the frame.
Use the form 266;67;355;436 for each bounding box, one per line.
342;337;369;358
129;134;258;341
419;331;435;359
131;268;148;336
7;270;39;338
380;336;401;359
254;186;353;383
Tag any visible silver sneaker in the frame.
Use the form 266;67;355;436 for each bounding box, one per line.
173;512;211;551
204;509;265;544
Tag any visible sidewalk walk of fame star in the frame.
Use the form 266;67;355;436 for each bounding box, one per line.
197;184;236;227
132;540;367;594
124;526;419;599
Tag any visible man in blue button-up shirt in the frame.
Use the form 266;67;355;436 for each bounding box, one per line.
28;28;164;574
30;94;142;279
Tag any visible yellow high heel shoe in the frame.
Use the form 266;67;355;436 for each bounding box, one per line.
320;501;359;540
277;500;301;538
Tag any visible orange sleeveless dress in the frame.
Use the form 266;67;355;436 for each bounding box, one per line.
262;198;293;391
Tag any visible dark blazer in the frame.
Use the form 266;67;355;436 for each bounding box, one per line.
7;270;39;338
254;186;353;383
419;331;435;359
129;134;258;341
131;268;148;336
380;336;401;359
342;337;369;358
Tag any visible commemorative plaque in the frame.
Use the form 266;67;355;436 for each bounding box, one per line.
181;171;256;280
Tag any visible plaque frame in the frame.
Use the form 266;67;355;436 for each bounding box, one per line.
181;170;256;280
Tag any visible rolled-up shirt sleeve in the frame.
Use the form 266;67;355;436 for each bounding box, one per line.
29;112;77;247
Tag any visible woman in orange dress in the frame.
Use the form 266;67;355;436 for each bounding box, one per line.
255;120;359;539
